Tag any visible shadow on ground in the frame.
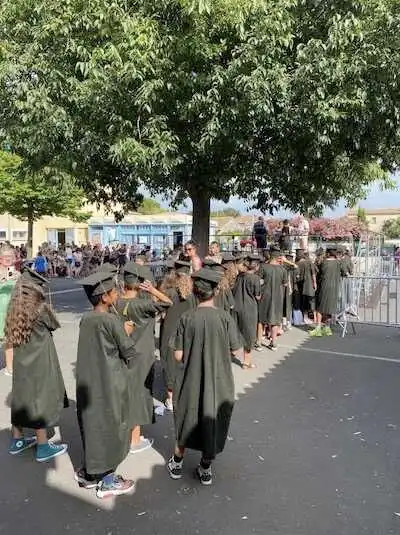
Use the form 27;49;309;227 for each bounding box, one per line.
1;328;400;535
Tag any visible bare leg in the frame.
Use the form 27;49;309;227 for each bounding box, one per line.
270;325;279;346
256;323;263;344
4;344;13;374
130;425;141;446
35;428;48;445
12;425;23;439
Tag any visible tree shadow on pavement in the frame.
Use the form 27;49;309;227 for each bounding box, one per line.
0;345;399;535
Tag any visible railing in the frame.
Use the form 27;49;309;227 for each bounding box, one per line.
337;275;400;335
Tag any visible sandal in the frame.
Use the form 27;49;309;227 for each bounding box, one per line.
242;362;256;370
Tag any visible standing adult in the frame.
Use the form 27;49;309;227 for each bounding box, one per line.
184;240;202;272
252;216;268;251
205;241;222;264
298;215;310;250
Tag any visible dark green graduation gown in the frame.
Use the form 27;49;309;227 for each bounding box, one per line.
160;292;197;390
173;306;241;459
283;265;296;320
11;305;67;429
214;288;235;313
115;297;169;427
297;259;316;297
258;264;286;326
76;311;136;475
316;258;342;316
233;272;261;351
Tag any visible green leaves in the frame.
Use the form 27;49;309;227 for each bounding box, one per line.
0;0;399;224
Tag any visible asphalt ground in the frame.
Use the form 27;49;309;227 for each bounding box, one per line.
0;278;398;535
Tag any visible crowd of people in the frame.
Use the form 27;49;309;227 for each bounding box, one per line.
0;234;354;500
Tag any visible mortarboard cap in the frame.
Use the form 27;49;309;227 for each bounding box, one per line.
99;262;118;274
221;252;235;264
203;259;225;273
123;262;149;284
166;259;176;271
174;260;191;275
246;253;261;262
192;267;222;285
20;266;48;287
80;270;116;298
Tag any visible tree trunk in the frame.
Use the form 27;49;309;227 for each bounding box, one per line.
27;216;34;258
191;190;211;258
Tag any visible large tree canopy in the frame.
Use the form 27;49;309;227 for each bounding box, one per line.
0;0;399;252
0;151;89;254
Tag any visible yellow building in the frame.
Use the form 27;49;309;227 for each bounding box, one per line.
347;208;400;232
0;213;88;253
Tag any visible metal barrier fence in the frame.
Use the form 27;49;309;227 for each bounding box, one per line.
337;275;400;336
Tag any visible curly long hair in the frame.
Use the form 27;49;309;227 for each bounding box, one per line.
215;272;230;296
159;271;177;293
4;281;45;347
176;272;193;300
224;263;238;289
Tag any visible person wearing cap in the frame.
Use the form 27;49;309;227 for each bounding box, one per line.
203;259;235;314
221;252;239;291
311;247;344;337
296;250;317;324
160;260;196;412
75;270;137;499
233;254;261;368
115;262;172;454
167;268;242;485
258;250;287;350
5;274;68;463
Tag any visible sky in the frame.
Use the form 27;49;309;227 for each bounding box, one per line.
156;177;400;217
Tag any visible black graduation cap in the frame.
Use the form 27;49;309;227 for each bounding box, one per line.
192;267;222;285
20;266;48;287
174;260;191;275
221;252;235;264
99;262;118;275
203;259;225;273
166;259;176;271
246;253;261;261
123;262;149;284
80;270;116;297
270;249;282;259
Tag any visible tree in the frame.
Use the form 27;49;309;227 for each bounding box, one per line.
0;151;90;255
136;198;166;215
0;1;399;254
382;218;400;239
356;207;367;224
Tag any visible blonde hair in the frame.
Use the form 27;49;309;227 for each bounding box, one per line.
5;281;46;346
176;272;193;300
159;271;177;293
215;271;230;296
225;262;239;287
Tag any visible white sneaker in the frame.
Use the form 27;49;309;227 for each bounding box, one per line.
129;437;154;454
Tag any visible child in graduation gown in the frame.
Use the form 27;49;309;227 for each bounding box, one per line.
115;262;172;454
75;270;137;499
233;254;261;369
167;268;242;486
6;269;68;462
159;261;196;411
203;259;235;313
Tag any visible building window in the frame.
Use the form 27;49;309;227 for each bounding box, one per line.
12;230;27;241
0;230;6;241
371;217;377;224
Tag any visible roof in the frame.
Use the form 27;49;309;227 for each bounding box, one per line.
347;208;400;216
89;212;217;227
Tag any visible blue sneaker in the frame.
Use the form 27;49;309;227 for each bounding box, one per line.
9;437;37;455
36;442;68;463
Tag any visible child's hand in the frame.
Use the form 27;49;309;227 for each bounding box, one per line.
124;321;135;336
139;280;154;293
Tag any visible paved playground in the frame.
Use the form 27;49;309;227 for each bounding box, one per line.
0;278;399;535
